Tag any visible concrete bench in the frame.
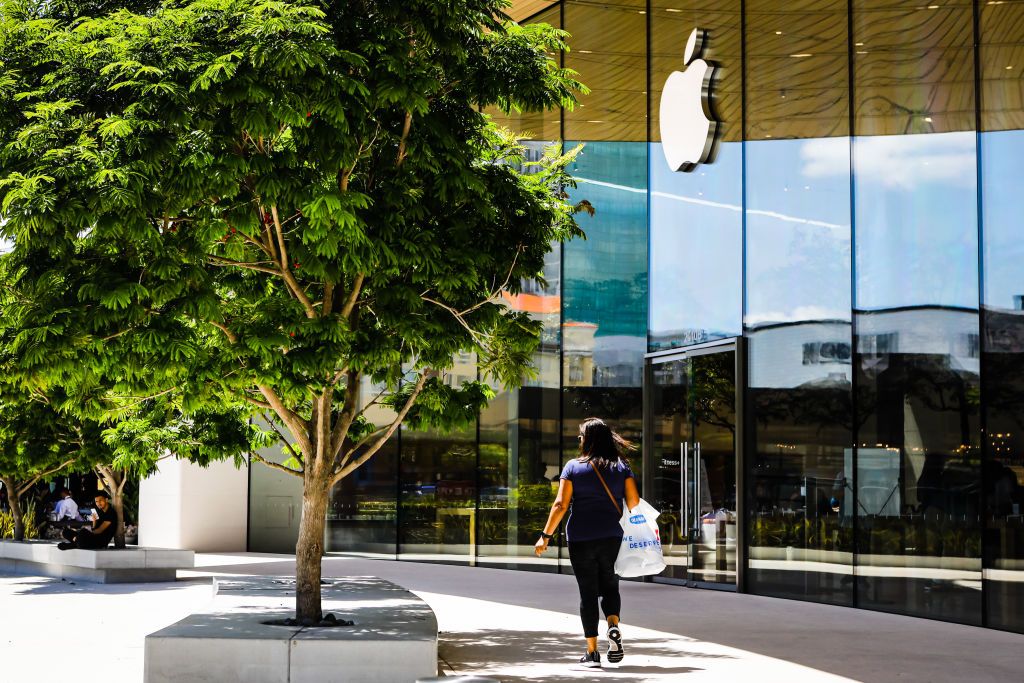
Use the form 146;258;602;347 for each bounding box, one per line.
0;540;194;583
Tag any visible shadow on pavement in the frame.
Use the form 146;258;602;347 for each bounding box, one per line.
439;628;708;681
4;576;209;596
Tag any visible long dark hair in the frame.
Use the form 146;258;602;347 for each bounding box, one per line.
577;417;635;470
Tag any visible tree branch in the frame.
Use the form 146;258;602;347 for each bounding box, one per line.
208;255;282;276
333;372;428;484
396;111;412;167
353;383;391;419
270;205;316;318
238;227;276;258
270;205;291;270
95;464;124;497
340;273;364;320
421;296;489;345
312;388;331;478
242;394;273;411
256;383;313;456
251;451;303;477
334;424;389;468
322;281;335;316
421;246;522;324
16;458;77;497
260;412;303;466
328;369;361;463
209;320;238;344
260;206;279;263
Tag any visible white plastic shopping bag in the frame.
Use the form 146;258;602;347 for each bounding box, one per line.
614;498;666;577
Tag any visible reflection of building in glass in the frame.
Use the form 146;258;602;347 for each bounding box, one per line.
236;0;1024;635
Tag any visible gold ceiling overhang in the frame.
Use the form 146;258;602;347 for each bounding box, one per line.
502;1;1020;141
507;0;559;23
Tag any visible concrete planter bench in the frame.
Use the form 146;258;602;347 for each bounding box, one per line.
0;539;194;583
145;576;438;683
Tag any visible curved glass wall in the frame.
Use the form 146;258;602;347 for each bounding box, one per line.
244;0;1024;633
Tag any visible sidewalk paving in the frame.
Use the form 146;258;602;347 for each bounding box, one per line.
2;552;1021;682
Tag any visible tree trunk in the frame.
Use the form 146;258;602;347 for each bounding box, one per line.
112;489;126;549
96;466;127;549
295;476;330;623
2;478;25;542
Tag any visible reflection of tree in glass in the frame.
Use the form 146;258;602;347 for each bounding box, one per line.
690;354;735;434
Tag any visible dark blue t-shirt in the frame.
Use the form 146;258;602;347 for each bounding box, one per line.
560;458;633;542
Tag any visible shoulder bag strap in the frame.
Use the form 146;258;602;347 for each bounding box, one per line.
589;461;622;516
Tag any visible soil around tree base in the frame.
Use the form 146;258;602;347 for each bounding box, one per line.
262;613;355;628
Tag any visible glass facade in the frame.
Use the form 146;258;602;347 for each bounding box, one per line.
743;0;854;606
245;0;1024;633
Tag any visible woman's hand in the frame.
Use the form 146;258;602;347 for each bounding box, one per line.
534;536;549;556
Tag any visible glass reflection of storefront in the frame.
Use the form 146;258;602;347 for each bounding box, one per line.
852;0;982;625
243;0;1024;634
742;0;854;607
980;0;1024;634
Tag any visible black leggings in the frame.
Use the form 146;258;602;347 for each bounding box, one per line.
568;537;621;638
62;527;109;549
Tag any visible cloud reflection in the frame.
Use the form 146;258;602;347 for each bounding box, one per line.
802;132;976;189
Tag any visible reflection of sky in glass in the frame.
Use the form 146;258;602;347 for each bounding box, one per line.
649;140;742;348
982;130;1024;311
852;132;978;311
745;138;852;326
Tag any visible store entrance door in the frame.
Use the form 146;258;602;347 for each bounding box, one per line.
646;342;740;588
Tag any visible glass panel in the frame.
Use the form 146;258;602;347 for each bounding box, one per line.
743;0;854;605
852;0;981;624
649;358;692;580
561;139;648;571
398;365;478;564
689;351;738;585
327;376;398;558
980;0;1024;634
477;211;563;571
649;1;742;351
248;418;303;553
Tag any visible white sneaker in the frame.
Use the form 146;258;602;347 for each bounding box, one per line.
607;624;624;663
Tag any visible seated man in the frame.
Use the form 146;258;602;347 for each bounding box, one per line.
58;491;117;550
52;488;84;526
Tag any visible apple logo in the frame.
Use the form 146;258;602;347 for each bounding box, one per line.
660;28;719;172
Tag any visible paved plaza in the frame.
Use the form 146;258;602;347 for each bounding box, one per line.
1;553;1021;682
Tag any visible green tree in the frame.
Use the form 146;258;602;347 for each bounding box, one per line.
0;0;585;621
96;397;267;547
0;251;268;547
0;391;90;541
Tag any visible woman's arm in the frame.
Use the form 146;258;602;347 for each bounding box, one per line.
534;479;573;556
624;476;640;511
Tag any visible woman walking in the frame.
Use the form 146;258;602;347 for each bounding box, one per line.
535;417;640;668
